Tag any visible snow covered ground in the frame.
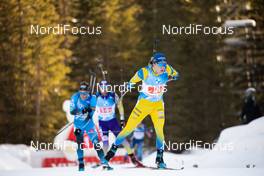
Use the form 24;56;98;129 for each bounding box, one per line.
1;117;264;176
1;164;263;176
0;144;32;170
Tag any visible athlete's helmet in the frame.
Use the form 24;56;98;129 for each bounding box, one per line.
79;81;90;91
99;80;109;92
150;52;167;68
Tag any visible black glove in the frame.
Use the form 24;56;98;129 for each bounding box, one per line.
120;120;126;128
168;75;179;81
168;75;175;82
82;107;90;114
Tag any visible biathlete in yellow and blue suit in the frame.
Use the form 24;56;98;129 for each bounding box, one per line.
105;52;179;169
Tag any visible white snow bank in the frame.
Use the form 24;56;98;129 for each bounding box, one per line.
0;144;32;170
143;117;264;169
189;117;264;168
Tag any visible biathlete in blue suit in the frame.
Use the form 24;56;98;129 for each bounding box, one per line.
70;82;112;171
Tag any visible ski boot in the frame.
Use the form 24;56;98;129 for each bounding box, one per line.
156;149;167;169
93;141;113;170
105;144;118;161
78;162;85;171
128;153;144;167
101;159;113;170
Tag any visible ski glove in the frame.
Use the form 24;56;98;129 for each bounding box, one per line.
82;107;92;114
168;74;179;81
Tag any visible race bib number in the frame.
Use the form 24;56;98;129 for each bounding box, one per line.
147;85;165;96
98;107;113;113
97;106;114;117
140;83;166;98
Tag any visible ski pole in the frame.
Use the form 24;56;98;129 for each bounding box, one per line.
153;38;159;53
98;63;108;80
118;90;128;102
89;70;96;94
92;75;96;94
55;122;73;137
89;70;93;90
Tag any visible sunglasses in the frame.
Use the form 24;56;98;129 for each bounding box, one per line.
79;91;89;96
157;62;167;68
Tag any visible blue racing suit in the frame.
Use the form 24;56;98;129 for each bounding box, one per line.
70;92;107;165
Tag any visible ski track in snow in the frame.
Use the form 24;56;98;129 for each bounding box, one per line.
0;164;264;176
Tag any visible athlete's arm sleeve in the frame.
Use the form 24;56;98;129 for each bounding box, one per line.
129;68;148;84
88;95;97;118
115;93;125;120
70;95;78;115
166;65;179;80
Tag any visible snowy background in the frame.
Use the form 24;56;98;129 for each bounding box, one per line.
1;117;264;176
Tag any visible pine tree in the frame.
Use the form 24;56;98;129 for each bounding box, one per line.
0;0;72;143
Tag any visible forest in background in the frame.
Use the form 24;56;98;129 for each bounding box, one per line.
0;0;263;151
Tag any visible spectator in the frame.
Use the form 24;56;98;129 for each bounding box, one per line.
240;88;262;124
